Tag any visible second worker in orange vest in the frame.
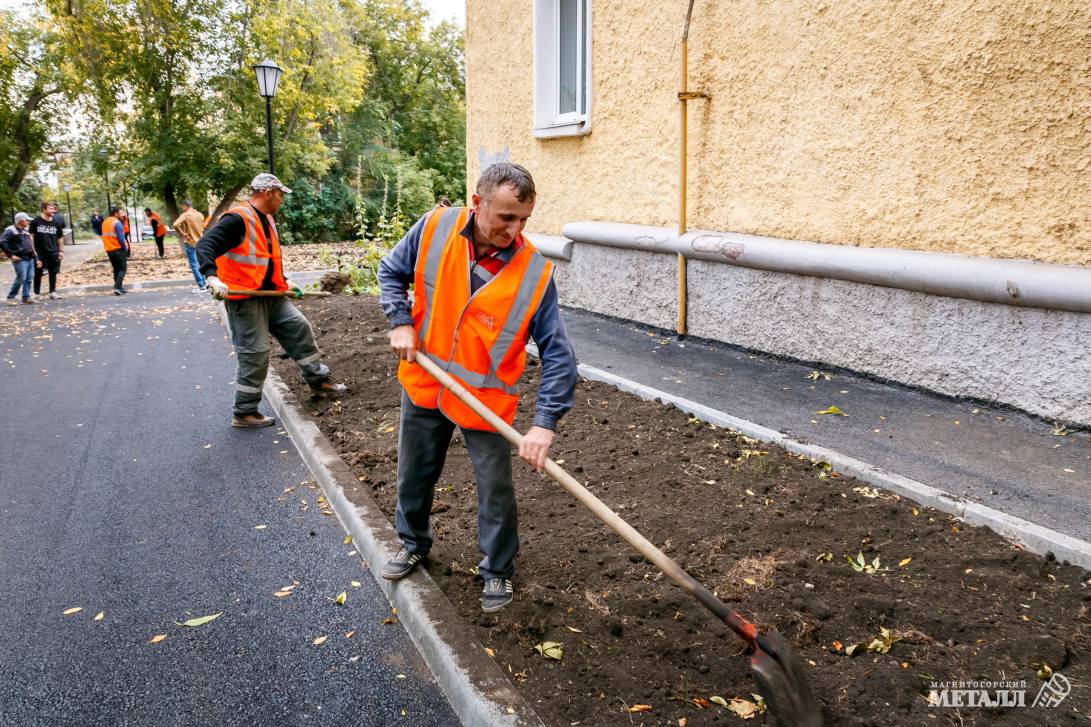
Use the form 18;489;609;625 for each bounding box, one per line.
377;163;577;612
196;173;347;428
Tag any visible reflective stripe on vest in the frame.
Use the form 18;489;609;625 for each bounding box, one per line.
224;206;269;268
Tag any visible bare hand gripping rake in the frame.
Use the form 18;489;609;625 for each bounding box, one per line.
414;355;823;727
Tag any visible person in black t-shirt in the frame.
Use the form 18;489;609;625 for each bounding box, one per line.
30;201;65;299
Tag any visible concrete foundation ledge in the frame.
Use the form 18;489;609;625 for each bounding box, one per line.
529;345;1091;572
260;369;543;727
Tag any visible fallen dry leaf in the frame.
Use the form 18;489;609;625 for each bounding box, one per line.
334;591;347;606
345;630;356;639
709;696;728;707
485;647;495;657
148;634;167;644
63;607;83;616
899;557;913;567
351;580;362;588
815;405;848;416
727;697;759;719
274;591;293;598
254;524;267;530
627;704;653;713
94;611;105;621
313;635;328;645
175;612;222;628
534;641;564;660
343;535;352;545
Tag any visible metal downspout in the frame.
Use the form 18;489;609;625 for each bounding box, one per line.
678;0;708;336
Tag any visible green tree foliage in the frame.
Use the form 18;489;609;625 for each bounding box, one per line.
0;11;75;219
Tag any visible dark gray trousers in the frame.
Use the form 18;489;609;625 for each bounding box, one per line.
394;391;518;580
225;296;329;415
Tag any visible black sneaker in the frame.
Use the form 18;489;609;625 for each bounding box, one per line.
381;545;425;580
481;578;514;612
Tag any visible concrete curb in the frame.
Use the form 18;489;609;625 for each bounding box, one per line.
261;372;543;726
570;360;1091;571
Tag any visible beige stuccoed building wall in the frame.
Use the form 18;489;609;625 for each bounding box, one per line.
466;1;1090;266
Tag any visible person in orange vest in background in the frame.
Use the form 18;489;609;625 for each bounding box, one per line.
101;207;129;295
196;173;347;428
376;162;577;612
120;211;132;257
144;208;168;258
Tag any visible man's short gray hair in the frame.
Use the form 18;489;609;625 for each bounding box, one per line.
181;199;193;208
475;162;536;203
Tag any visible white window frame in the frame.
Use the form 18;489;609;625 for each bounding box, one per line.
533;0;592;138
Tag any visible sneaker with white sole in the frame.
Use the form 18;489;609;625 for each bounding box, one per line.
49;292;61;300
381;545;425;580
481;578;514;612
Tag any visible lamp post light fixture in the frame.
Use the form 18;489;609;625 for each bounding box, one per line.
62;183;76;245
253;59;283;174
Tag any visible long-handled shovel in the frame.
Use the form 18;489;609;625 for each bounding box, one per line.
224;289;333;298
414;354;824;727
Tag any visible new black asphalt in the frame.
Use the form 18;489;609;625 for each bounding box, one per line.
561;308;1091;544
0;288;457;726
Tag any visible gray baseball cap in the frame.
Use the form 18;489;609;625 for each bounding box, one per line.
249;173;292;194
14;212;31;222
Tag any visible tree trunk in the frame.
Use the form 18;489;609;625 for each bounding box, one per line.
163;182;179;221
6;81;60;199
211;183;246;220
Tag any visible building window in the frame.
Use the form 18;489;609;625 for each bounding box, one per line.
534;0;591;138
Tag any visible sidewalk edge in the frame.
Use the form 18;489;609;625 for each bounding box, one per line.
261;369;543;727
571;360;1091;571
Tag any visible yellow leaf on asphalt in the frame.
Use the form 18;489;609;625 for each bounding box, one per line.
94;611;105;621
148;634;167;644
254;524;267;530
335;591;347;606
343;535;352;545
313;635;328;645
175;612;222;627
351;581;362;588
899;558;913;567
815;405;848;416
63;607;82;615
627;704;652;713
274;591;293;598
345;630;356;638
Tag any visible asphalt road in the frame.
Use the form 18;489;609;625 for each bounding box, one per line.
0;288;457;726
562;307;1091;543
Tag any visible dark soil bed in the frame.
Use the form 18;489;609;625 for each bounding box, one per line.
273;295;1090;726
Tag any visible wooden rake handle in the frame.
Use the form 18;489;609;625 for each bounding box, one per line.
412;353;759;648
226;289;333;298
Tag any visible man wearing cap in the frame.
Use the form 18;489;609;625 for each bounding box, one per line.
1;213;42;305
196;173;347;428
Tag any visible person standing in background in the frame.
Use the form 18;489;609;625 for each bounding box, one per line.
91;209;104;237
1;212;41;305
101;207;128;295
172;200;207;292
30;201;65;300
145;208;168;258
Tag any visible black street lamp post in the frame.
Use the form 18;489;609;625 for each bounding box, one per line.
63;183;76;245
253;59;283;174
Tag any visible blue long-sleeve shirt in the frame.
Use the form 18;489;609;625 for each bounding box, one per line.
378;211;577;431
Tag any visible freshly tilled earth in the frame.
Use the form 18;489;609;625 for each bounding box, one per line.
273;294;1091;727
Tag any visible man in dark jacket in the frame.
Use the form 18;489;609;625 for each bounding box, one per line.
2;213;42;304
91;209;104;236
30;201;65;299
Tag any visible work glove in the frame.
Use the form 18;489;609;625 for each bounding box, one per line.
285;279;304;299
206;276;229;300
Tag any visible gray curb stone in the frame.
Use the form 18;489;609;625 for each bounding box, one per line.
571;360;1091;572
211;302;541;726
260;372;543;726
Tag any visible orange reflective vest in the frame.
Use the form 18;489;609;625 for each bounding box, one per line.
398;206;554;431
122;215;130;235
149;212;167;237
214;204;287;300
101;217;123;252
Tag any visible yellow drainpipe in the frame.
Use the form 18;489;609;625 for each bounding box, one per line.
677;0;707;336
